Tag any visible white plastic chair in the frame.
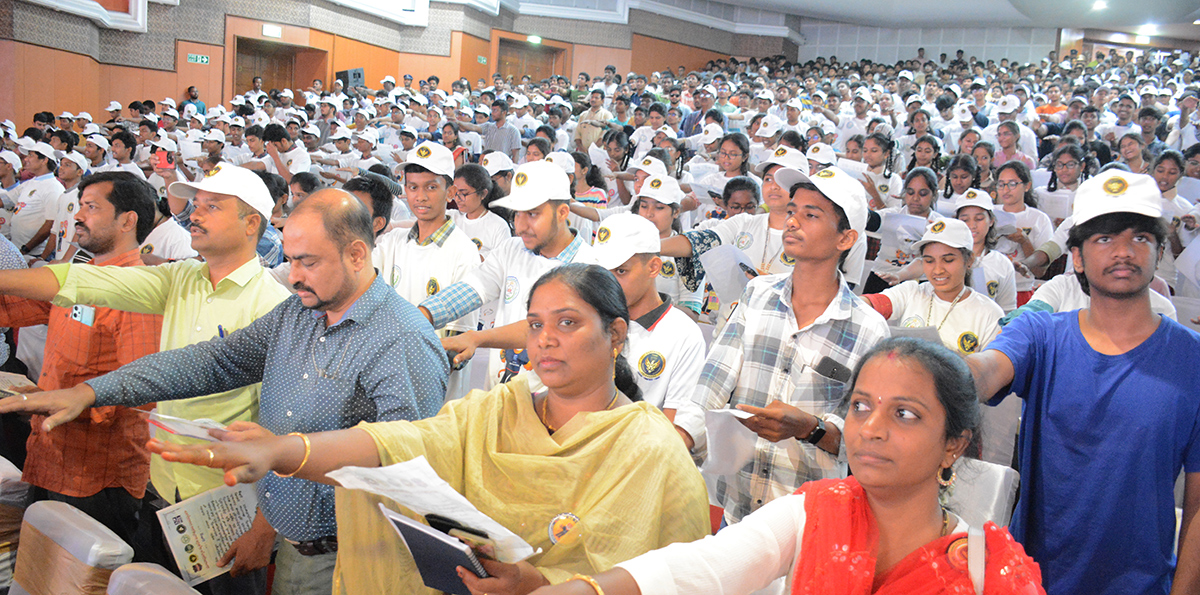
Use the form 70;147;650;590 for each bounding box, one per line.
10;501;133;595
107;563;201;595
946;457;1020;528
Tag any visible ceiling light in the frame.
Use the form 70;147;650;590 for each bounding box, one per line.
1194;18;1199;24
527;35;542;44
1138;24;1158;35
1092;1;1106;9
1135;35;1151;44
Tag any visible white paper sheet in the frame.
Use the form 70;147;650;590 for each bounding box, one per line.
139;411;226;442
836;158;869;182
587;144;613;177
0;372;36;391
698;245;756;304
688;182;724;202
327;456;536;563
1173;297;1200;333
1177;240;1200;289
1176;177;1200;204
699;408;758;476
157;484;258;586
1039;191;1072;222
992;209;1019;236
878;212;928;264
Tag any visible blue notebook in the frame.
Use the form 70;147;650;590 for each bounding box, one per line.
378;503;489;595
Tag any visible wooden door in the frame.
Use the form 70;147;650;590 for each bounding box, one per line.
497;38;561;82
235;37;296;96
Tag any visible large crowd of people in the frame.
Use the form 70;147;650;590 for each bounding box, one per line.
0;43;1197;595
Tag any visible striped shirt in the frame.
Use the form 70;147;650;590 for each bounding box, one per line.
673;272;889;524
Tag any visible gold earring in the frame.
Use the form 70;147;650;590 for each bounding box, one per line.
613;347;619;360
937;466;956;488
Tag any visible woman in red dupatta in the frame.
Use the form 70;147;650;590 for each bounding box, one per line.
533;337;1045;595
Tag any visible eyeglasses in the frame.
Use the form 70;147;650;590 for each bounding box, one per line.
453;188;478;199
1053;161;1080;170
995;181;1024;189
718;151;744;159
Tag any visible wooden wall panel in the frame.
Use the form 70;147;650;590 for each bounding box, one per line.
572;44;631;81
631;34;725;77
458;32;492;88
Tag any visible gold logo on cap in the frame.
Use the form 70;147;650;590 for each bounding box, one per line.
1103;176;1128;196
514;172;528;187
814;169;835;178
774;147;787;157
931;221;946;233
416;145;431;158
810;146;819;153
649;179;662;189
205;165;221;177
481;157;489;166
642;159;652;165
597;227;611;243
966;190;977;199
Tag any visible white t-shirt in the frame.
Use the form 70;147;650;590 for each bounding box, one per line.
863;170;905;209
279;145;313;176
626;302;706;411
449;210;511;258
881;281;1002;354
49;187;79;261
140;217;198;261
373;222;481;334
7;173;64;253
994;206;1053;292
1032;186;1076;224
970;249;1018;312
1028;273;1177;320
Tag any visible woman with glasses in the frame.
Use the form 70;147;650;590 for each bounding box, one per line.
696;133;759;198
450;164;513;258
1034;144;1087;227
992;161;1052;306
993;122;1034;170
870;167;945;289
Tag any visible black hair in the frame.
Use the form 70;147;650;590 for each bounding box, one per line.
1046;144;1088;192
262;123;289;144
526;263;642;402
251;170;289;204
647;102;667;117
32;112;54;125
441;120;462;148
1068;212;1167;296
994;160;1037;208
491;99;510;113
865;131;896;177
243;125;265;140
290;172;321;194
342;175;394;229
1182;144;1200;162
48;129;76;149
903;166;940;213
602;129;633;171
535;125;556;142
77;171;158;244
942;154;980;199
723;175;762;207
526;137;552;159
110;130;138;153
454;163;513;229
907;134;942;175
21;127;44;142
570;151;607;192
1152;149;1185;180
779;130;804;151
838;337;982;471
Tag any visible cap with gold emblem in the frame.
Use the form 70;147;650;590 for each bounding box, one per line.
1071;171;1163;226
490;160;571;211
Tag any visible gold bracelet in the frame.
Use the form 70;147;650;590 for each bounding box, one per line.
570;574;604;595
275;432;311;478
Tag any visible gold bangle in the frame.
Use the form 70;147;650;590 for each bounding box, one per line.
275;432;311;478
570;574;604;595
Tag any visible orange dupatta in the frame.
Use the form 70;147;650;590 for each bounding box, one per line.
790;477;1044;595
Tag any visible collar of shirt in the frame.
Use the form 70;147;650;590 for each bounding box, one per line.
202;257;264;290
98;248;148;268
548;230;586;263
30;173;56;183
777;272;856;334
309;273;390;327
406;216;456;247
634;294;673;331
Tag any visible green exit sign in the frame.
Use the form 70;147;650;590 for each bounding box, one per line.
187;54;210;65
477;55;487;64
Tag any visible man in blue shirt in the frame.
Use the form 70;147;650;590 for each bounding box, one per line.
2;189;449;595
967;170;1200;595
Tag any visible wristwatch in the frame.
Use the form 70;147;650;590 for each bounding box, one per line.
804;417;826;445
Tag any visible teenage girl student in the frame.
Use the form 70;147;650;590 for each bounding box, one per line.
523;136;551;163
971;140;997;197
449;163;513;258
842;134;865;162
1117;132;1150;174
955;191;1018;312
906;134;942;176
1149;150;1196;286
697;132;760;194
1034;144;1087;226
860;131;905;210
992;121;1035;170
863;218;1003;355
992;161;1052;306
867;167;945;292
571;151;610;208
956;127;982;157
441;120;468;169
941;154;980;211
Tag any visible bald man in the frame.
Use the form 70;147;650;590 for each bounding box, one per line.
0;189;449;595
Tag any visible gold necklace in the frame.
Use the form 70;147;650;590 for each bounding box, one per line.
539;390;619;433
940;507;951;536
927;287;968;331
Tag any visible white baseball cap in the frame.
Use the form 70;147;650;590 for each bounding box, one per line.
630;156;668;178
755;145;809;176
190;113;207;125
898;70;914;80
757;116;784;137
997;95;1020;114
22;141;58;163
76;111;93;123
80;123;101;136
106;101;123;112
168;163;274;220
399;141;456;177
58;111;75;120
328;128;352;141
408;94;429;106
229;116;246;128
1071;171;1163;226
203;129;226;144
0;151;21;172
634;174;683;206
698;123;724;145
58;150;89;172
543;152;575;176
654;125;677;140
150;137;178;153
772;166;868;236
161;98;177;108
85;135;110;151
912;218;974;252
954;189;994;213
163;108;179;119
381;75;396;86
954;103;973;122
591;213;662;270
490;160;571;211
353;128;379;147
807;143;837;166
480;151;515;176
300;124;321;138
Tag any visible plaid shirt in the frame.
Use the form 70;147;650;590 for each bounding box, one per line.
673;272;889;524
407;217;456;247
0;249;162;498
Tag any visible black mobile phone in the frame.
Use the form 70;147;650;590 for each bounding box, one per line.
738;263;759;278
813;356;852;384
425;513;489;540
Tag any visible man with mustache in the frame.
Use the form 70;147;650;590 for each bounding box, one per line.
0;164;289;594
0;187;448;595
968;170;1200;595
0;171;161;544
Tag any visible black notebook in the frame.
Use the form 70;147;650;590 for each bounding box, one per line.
378;503;489;595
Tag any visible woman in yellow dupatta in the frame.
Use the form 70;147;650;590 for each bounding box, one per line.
532;337;1045;595
149;264;709;595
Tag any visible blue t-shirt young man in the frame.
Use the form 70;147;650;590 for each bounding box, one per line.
969;170;1200;595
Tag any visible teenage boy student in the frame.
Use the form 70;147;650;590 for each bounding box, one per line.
967;170;1200;595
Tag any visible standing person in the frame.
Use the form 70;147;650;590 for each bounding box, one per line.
966;170;1200;595
670;164;888;546
573;90;615;152
0;172;161;543
0;188;449;595
458;100;522;162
